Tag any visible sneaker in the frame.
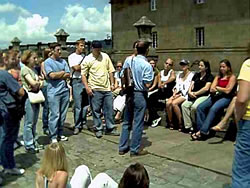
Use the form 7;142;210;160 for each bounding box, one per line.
82;124;88;130
25;148;39;154
151;117;161;128
43;129;50;136
36;144;44;150
73;128;80;135
130;149;149;157
51;139;58;143
4;168;25;175
119;148;130;155
105;128;120;136
95;131;103;139
59;135;68;141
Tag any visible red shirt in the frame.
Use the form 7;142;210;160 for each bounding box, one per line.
217;77;229;88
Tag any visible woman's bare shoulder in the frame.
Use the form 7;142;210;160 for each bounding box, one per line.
53;171;68;182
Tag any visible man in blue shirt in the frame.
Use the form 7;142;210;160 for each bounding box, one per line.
119;40;153;157
44;43;70;143
0;56;26;176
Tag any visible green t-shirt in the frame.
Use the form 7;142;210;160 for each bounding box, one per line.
21;65;38;91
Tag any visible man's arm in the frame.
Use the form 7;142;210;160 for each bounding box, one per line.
81;74;93;96
235;80;250;121
48;71;67;80
109;72;115;91
17;87;25;97
72;65;81;72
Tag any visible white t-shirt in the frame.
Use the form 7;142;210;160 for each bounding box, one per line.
68;53;84;79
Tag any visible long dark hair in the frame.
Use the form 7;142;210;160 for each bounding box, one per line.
119;163;149;188
200;59;211;75
219;59;232;78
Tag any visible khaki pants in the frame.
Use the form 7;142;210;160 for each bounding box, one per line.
181;96;209;129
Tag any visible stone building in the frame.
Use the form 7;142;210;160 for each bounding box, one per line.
110;0;250;72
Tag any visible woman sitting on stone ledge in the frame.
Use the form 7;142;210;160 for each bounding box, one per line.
166;59;194;131
191;59;237;141
181;59;214;133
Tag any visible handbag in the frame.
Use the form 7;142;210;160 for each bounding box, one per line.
24;71;45;104
27;90;45;104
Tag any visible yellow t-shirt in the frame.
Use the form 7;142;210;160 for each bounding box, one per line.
238;59;250;120
81;52;115;91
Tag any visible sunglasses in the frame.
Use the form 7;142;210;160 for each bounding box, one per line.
165;62;173;66
116;66;122;68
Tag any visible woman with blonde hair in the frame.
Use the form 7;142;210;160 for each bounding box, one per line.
166;59;194;131
21;50;44;153
36;143;69;188
36;143;117;188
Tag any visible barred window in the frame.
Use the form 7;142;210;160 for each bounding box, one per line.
150;0;157;11
196;27;205;47
152;32;158;48
194;0;206;4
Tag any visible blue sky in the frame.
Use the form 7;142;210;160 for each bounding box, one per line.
0;0;110;48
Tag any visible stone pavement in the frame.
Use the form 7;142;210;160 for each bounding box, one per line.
0;110;233;188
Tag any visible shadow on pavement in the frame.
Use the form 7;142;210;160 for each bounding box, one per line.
2;153;39;187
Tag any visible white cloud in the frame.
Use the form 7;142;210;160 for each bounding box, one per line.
60;4;111;41
0;14;52;48
0;3;31;16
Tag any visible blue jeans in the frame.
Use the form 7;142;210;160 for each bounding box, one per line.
0;108;20;169
72;79;89;129
89;91;114;132
196;96;231;135
47;91;69;140
23;99;40;149
41;85;49;132
119;92;147;154
232;119;250;188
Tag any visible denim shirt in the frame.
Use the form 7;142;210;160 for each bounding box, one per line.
0;70;21;108
122;55;153;91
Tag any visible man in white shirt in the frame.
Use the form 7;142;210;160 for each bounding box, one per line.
68;39;89;135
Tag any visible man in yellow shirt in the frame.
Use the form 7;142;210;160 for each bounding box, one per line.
81;41;119;138
232;58;250;188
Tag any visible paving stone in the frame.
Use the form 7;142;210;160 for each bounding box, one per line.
0;110;232;187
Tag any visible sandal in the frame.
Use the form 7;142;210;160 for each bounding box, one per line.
178;124;183;132
169;123;174;130
211;125;227;132
190;132;201;141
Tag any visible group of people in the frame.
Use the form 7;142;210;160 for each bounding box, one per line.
36;142;150;188
146;57;237;140
0;37;249;187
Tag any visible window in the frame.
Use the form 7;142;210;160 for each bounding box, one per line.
152;32;158;48
194;0;206;4
196;27;205;47
150;0;157;11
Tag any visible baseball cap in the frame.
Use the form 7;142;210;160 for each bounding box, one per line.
92;40;102;48
179;59;190;66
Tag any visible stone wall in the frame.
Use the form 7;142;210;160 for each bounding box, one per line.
111;0;250;73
